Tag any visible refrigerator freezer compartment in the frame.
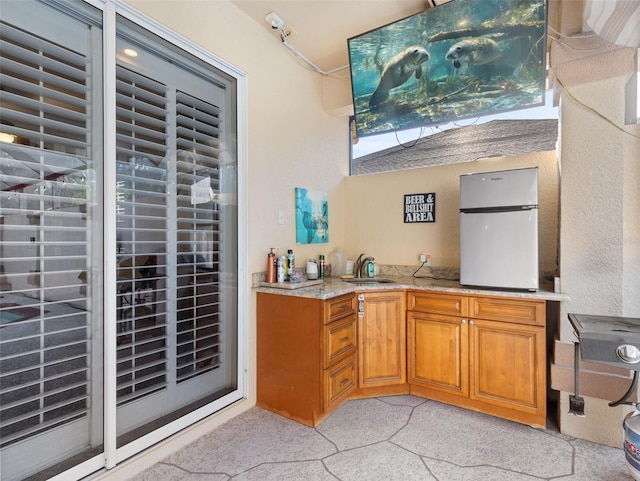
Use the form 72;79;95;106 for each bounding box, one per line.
460;167;538;210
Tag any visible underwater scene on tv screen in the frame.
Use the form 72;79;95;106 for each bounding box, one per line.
348;0;547;137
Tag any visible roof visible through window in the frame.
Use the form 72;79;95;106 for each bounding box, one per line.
350;90;559;175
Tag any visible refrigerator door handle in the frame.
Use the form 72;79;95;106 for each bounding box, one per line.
460;205;538;214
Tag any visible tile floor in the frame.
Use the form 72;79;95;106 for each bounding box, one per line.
129;395;631;481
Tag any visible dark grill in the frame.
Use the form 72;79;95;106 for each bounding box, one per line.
569;314;640;370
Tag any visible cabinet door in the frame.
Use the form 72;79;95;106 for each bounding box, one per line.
408;312;469;397
469;318;545;415
358;291;406;387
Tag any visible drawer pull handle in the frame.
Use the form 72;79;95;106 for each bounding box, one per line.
340;336;350;343
339;378;349;386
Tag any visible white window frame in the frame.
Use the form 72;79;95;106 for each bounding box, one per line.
106;0;248;468
46;0;248;478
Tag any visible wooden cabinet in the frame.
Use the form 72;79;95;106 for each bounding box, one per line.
354;291;408;397
408;312;468;397
257;292;357;427
257;287;548;429
407;292;468;397
469;318;544;414
408;291;546;428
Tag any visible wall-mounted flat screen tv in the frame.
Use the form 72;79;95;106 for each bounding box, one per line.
348;0;548;137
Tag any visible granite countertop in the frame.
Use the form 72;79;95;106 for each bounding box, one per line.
253;276;570;302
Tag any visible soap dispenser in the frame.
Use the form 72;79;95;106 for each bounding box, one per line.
267;248;276;283
366;259;375;278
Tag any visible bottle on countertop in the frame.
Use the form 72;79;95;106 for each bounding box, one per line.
366;260;375;278
277;256;285;283
286;249;295;280
319;254;325;278
267;248;276;283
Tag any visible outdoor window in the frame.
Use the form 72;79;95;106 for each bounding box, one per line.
0;2;245;480
350;92;559;175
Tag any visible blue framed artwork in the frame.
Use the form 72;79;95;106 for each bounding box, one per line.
295;188;328;244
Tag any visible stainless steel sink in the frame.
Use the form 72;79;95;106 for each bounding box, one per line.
343;278;395;284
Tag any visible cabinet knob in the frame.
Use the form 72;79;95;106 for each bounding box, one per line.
469;320;474;325
461;319;467;324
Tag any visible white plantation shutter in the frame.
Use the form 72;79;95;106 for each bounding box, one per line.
175;91;222;382
0;14;96;447
115;64;169;403
0;25;90;154
114;55;230;401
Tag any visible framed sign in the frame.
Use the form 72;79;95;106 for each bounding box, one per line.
404;193;435;223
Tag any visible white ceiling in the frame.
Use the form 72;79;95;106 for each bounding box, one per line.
229;1;434;73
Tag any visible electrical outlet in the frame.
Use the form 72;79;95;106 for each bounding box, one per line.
419;253;431;265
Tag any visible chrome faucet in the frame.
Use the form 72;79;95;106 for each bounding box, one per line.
355;253;374;278
355;253;365;278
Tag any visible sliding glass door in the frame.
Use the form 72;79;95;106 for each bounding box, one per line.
113;18;239;446
0;2;245;480
0;2;105;479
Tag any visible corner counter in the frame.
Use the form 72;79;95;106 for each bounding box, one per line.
253;276;570;302
255;276;569;429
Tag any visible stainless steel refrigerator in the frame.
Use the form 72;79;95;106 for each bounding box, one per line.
459;167;539;291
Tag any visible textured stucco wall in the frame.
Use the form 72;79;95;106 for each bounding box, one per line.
623;133;640;315
555;46;640;446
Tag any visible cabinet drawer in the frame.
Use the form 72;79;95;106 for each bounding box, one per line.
470;297;545;326
324;316;357;368
325;354;357;410
325;294;357;324
408;291;468;317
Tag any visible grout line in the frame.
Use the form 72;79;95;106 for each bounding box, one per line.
156;461;232;479
131;396;623;481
